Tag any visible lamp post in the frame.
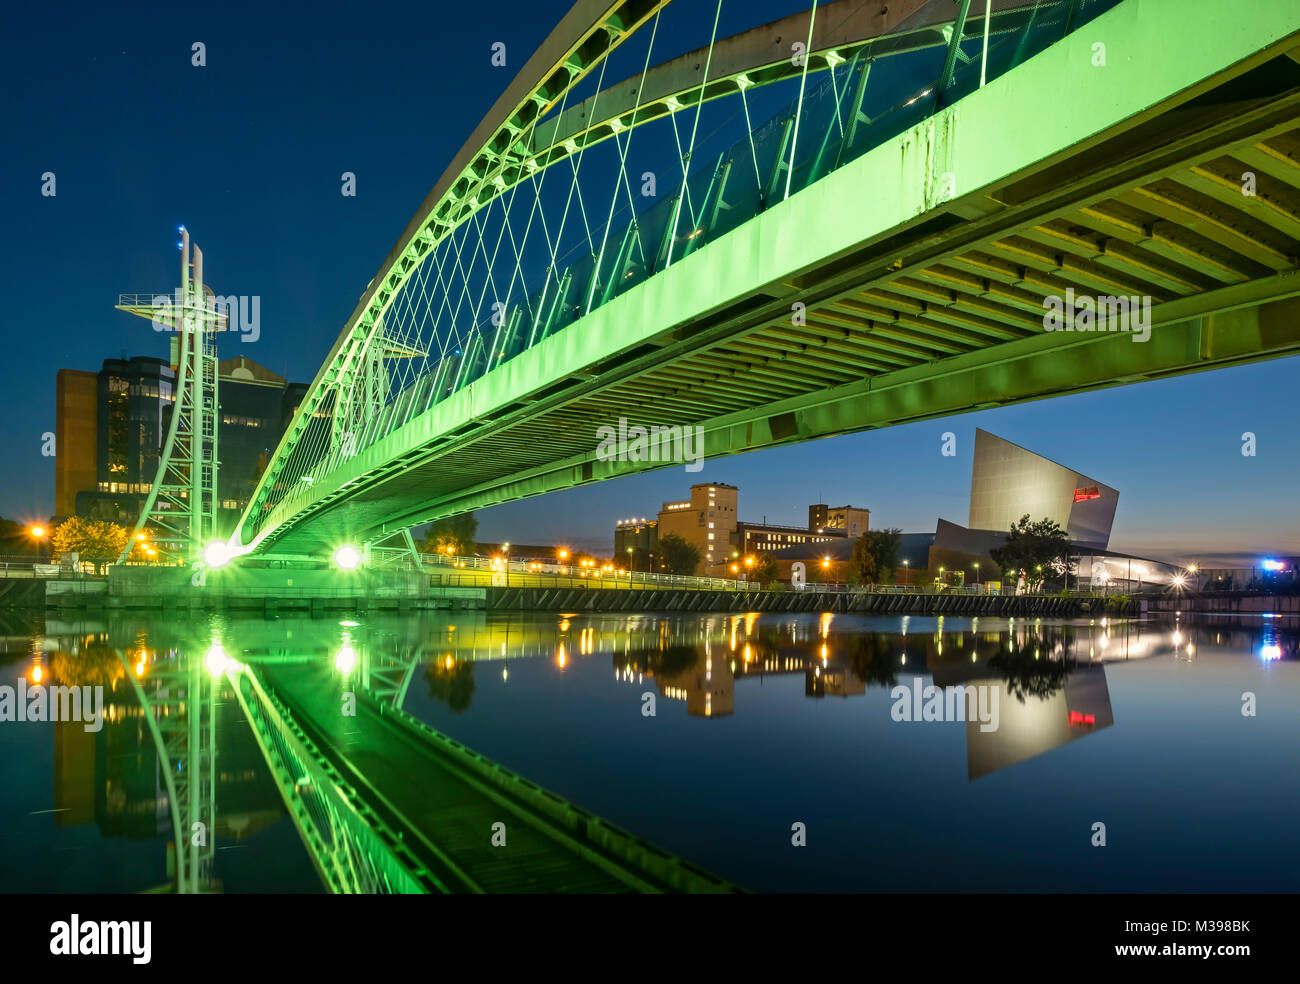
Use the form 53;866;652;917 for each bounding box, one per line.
902;558;909;587
973;562;980;587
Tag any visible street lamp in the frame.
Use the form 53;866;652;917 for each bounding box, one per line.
28;525;47;562
973;562;980;586
902;558;909;586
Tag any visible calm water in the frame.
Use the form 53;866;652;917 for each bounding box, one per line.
1;608;1297;892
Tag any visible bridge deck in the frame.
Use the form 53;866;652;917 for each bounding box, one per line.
258;660;738;893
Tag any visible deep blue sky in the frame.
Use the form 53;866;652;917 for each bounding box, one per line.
1;0;1295;566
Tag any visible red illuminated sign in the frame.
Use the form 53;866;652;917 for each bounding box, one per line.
1073;486;1101;502
1069;711;1096;726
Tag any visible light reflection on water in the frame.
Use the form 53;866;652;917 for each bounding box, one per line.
1;610;1296;892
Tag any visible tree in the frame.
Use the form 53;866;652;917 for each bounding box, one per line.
49;517;130;573
421;512;479;556
850;533;878;585
989;644;1073;704
657;533;700;575
424;660;476;712
989;515;1072;593
867;528;902;584
751;553;779;585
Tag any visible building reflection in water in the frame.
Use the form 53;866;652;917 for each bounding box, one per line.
407;609;1298;781
0;616;298;891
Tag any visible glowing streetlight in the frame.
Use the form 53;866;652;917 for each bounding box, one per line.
205;644;232;678
335;644;358;675
204;541;232;568
334;545;361;570
28;525;47;561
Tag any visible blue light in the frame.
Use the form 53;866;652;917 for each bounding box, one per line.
1262;559;1284;571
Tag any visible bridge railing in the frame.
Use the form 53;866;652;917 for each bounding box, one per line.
228;664;438;894
0;556;96;579
405;0;1130;417
431;567;757;593
426;559;1113;598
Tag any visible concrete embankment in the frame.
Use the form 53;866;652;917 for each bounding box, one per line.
1142;595;1300;615
483;586;1128;616
22;567;486;614
31;568;1261;618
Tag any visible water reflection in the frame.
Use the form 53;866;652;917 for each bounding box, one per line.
389;610;1298;782
0;614;318;893
2;609;1297;893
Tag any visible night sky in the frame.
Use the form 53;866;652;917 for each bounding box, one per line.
2;0;1295;566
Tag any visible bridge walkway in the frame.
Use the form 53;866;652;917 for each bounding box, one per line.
256;659;739;893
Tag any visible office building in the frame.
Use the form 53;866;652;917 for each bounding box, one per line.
614;482;874;575
54;369;99;517
55;353;307;531
808;504;871;538
657;483;738;573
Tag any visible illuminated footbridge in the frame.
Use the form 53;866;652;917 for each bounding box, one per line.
230;0;1300;561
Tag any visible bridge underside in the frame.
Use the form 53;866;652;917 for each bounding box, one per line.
255;1;1300;556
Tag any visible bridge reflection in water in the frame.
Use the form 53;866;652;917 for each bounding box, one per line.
6;610;1295;892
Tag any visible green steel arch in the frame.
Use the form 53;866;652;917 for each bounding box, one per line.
234;0;1300;558
240;0;668;543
